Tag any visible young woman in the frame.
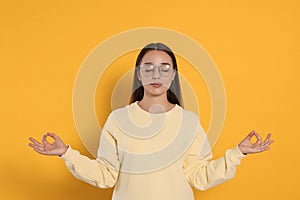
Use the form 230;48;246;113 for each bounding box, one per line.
28;43;273;200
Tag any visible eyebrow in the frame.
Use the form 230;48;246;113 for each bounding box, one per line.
144;62;171;65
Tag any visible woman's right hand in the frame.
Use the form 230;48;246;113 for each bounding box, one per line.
28;132;68;156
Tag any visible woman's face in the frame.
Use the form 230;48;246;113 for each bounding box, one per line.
137;50;176;97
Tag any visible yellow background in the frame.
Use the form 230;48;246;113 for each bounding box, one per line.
1;0;299;199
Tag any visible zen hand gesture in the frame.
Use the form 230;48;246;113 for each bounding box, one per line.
238;130;274;155
28;132;68;156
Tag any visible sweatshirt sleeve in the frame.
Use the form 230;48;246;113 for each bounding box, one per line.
183;119;246;191
59;113;120;188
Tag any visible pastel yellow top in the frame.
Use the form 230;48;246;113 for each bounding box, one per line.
60;101;246;200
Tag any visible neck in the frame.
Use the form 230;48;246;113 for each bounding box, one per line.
137;92;175;113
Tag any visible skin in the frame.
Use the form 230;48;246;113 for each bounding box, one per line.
28;50;274;156
137;50;176;114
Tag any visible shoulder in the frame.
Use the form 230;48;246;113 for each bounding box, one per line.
176;106;200;128
106;104;134;125
110;104;131;116
180;107;199;120
100;105;131;136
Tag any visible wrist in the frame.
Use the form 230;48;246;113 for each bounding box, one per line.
59;145;69;157
238;144;247;155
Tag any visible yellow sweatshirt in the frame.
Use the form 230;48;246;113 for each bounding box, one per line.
60;101;246;200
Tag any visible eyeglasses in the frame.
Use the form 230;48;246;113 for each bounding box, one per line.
138;63;174;77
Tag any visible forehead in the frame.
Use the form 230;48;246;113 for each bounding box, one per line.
141;50;172;64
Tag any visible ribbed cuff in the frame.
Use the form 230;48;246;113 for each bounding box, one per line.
235;145;247;158
228;145;247;165
59;145;74;161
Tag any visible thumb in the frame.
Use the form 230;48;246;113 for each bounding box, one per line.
42;134;50;145
245;130;256;140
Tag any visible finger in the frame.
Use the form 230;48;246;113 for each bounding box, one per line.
252;146;269;153
28;138;45;149
243;131;255;142
263;140;274;148
263;133;272;143
262;145;271;151
255;140;274;152
30;142;44;149
254;132;262;144
42;134;50;145
28;143;35;148
28;137;42;145
45;132;58;140
259;147;270;152
32;145;46;155
246;131;256;140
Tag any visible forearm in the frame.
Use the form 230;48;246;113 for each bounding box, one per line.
60;145;119;188
184;145;246;191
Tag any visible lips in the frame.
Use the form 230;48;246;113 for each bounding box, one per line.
150;83;162;88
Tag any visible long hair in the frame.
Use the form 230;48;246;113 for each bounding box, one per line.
129;43;184;107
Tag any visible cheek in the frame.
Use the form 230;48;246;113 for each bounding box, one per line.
161;77;173;87
139;76;152;85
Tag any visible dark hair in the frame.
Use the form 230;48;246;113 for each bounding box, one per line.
129;43;184;107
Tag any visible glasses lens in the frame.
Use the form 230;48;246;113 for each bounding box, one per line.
140;64;153;76
160;64;172;77
139;64;173;77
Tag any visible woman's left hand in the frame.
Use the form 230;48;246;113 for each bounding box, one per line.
238;130;274;155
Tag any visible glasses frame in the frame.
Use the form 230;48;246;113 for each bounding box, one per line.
138;63;174;77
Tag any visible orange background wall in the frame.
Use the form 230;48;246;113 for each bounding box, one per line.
0;0;299;199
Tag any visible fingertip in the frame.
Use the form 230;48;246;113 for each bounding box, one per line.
255;132;262;137
29;143;35;148
268;133;272;137
248;131;255;136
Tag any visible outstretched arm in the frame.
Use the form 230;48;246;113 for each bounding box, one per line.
183;122;274;191
28;114;120;188
58;130;120;188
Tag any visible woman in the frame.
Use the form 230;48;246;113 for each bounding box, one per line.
28;43;273;200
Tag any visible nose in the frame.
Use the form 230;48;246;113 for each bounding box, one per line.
152;67;160;79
